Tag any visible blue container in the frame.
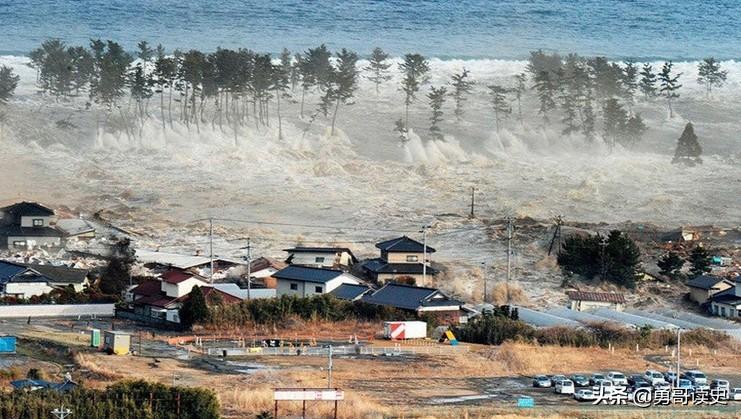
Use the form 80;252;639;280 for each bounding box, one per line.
0;336;17;354
517;396;534;408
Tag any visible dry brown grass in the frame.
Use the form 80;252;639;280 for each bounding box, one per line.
74;352;125;380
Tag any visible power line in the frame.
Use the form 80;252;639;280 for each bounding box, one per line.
190;217;420;234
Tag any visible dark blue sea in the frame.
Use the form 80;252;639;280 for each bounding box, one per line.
0;0;740;59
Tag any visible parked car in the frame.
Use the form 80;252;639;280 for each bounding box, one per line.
682;370;708;386
731;388;741;401
675;379;694;391
555;379;575;395
664;371;678;383
593;379;615;395
550;375;568;386
570;374;590;387
627;374;646;386
607;371;628;386
589;373;606;386
644;370;666;386
533;375;552;388
653;381;671;390
693;382;710;392
627;382;652;401
574;388;597;401
710;379;730;392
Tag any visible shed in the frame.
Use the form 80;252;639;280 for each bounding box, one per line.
566;290;626;312
90;329;101;347
0;336;16;354
103;331;130;355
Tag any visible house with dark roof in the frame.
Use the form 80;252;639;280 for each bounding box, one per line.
10;378;78;393
361;236;438;286
685;275;734;304
362;282;465;323
330;283;372;301
566;290;626;312
284;246;358;269
710;279;741;318
0;260;89;299
273;265;361;297
0;202;64;249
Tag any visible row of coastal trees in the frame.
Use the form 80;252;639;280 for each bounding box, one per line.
0;41;731;148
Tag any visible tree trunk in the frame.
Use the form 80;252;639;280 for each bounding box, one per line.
331;97;341;136
300;87;306;118
277;92;283;140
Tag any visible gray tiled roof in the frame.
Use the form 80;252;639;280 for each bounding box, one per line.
330;284;372;301
686;275;728;290
375;236;436;253
273;265;346;284
1;202;55;217
362;283;462;311
362;258;438;275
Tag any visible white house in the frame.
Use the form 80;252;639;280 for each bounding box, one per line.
0;260;89;299
710;280;741;319
283;247;357;269
273;265;361;298
160;270;209;298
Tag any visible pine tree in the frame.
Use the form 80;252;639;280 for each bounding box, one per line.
623;114;647;147
688;245;712;277
657;251;684;279
364;47;392;96
638;63;657;98
532;70;557;122
697;57;727;98
328;48;359;136
621;61;638;105
450;68;474;123
0;65;19;103
427;85;447;140
399;53;430;130
487;84;510;132
602;98;627;148
658;61;682;118
153;47;177;129
672;122;702;165
512;73;527;123
273;51;291;140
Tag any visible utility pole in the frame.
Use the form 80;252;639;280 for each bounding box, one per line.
245;237;252;301
599;234;608;281
469;187;477;218
481;261;488;303
547;215;563;255
209;217;214;283
327;344;333;388
676;328;681;387
420;225;431;284
505;217;513;305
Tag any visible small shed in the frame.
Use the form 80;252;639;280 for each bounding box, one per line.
566;291;626;312
90;329;101;347
0;336;16;354
103;331;130;355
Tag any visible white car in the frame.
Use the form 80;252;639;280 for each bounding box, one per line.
644;370;666;386
574;388;597;401
555;379;575;395
682;370;707;386
607;371;628;386
731;388;741;401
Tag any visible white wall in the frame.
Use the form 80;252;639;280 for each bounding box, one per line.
20;215;54;227
162;277;208;298
276;273;359;298
0;304;115;318
7;236;62;248
4;282;53;298
288;252;344;268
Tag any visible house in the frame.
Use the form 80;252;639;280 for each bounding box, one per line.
212;283;276;300
709;280;740;318
685;275;734;304
135;249;244;277
248;256;287;288
129;276;241;324
273;265;361;297
566;291;626;312
362;282;466;324
0;260;89;299
329;283;373;301
361;236;438;285
0;202;64;249
283;247;357;269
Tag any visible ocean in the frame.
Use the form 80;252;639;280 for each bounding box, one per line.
1;0;740;60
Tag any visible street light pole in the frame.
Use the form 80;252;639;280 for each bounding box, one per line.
481;261;488;303
209;217;214;283
420;225;430;284
327;344;333;388
245;237;252;301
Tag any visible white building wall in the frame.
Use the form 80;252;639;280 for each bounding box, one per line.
161;277;208;298
20;215;54;227
288;252;340;268
276;274;359;297
4;282;53;298
7;236;62;248
0;304;115;318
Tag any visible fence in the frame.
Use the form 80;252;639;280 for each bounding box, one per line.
0;304;115;319
205;344;467;357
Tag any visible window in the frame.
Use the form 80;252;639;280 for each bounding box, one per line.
315;257;325;263
12;241;26;247
315;286;322;293
290;283;298;290
720;307;726;316
406;255;419;262
32;218;44;226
